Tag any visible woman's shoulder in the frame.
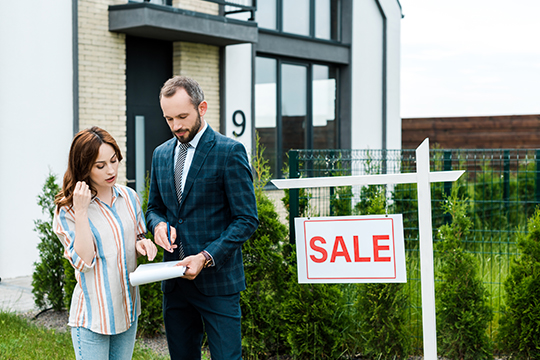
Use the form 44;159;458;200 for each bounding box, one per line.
54;202;74;222
115;184;141;205
115;184;137;197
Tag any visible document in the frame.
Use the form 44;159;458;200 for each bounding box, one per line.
129;261;186;286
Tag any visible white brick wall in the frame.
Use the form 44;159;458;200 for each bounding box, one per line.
78;0;223;183
78;0;127;183
173;42;221;131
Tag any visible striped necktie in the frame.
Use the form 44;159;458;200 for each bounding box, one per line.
174;142;190;259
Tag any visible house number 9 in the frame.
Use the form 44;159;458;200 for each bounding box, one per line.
232;110;246;137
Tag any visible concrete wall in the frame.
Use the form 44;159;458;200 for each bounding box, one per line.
224;44;253;156
0;1;74;278
351;0;401;151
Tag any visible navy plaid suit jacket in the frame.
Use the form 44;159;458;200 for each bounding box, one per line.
146;126;259;296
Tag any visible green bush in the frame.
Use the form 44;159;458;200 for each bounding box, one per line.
137;174;165;337
354;283;411;359
282;264;351;360
278;152;354;359
135;243;165;337
241;135;290;358
435;186;493;359
32;173;68;311
497;207;540;359
353;185;411;359
241;188;289;357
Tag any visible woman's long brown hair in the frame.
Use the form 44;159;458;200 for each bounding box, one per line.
55;126;122;209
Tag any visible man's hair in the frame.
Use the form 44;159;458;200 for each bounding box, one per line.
159;76;205;108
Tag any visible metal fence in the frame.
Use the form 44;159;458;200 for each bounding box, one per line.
287;148;540;349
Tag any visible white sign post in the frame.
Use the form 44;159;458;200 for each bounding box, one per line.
271;138;464;360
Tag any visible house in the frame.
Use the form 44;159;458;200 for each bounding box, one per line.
0;0;402;278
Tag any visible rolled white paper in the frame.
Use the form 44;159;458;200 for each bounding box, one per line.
129;261;186;286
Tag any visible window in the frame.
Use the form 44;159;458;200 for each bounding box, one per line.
255;57;278;175
256;0;277;30
283;0;310;36
281;63;308;171
256;0;340;41
313;64;337;149
255;57;338;178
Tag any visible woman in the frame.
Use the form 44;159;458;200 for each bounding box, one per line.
53;126;157;360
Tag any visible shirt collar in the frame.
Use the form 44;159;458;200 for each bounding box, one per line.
176;120;208;150
91;184;122;205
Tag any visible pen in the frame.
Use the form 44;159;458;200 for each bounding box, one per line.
167;222;172;249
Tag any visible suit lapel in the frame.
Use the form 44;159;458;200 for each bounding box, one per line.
181;127;215;205
163;138;179;212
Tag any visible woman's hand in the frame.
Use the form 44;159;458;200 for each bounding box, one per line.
73;181;92;214
136;238;158;261
72;181;95;264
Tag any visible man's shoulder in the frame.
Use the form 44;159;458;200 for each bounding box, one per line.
210;129;243;149
154;137;176;154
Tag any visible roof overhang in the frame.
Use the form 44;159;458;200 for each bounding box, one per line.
108;2;258;46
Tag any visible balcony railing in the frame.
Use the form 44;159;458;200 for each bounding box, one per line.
139;0;256;20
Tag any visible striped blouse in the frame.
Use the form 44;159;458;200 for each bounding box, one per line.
53;184;146;335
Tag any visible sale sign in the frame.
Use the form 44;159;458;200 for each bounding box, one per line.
295;214;407;283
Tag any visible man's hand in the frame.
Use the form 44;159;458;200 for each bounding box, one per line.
154;222;177;253
177;253;206;280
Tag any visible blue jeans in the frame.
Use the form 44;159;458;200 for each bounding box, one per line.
71;319;138;360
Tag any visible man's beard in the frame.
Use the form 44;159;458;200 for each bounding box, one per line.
175;112;201;144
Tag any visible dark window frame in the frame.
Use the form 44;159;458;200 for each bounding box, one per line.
258;0;341;42
255;54;340;179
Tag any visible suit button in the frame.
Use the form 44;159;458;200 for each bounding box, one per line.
177;219;183;224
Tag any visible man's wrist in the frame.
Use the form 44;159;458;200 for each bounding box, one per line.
155;222;167;232
200;250;213;268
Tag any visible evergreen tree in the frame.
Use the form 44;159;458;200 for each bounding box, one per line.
32;173;66;311
353;185;411;359
498;207;540;359
241;134;290;358
435;186;492;359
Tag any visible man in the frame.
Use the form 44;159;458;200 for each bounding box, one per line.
146;76;259;360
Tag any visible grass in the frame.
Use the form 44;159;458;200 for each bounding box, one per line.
0;311;168;360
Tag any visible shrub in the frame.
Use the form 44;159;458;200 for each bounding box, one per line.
279;149;353;359
32;173;68;311
137;174;165;337
354;282;411;359
353;185;411;359
282;263;351;360
497;207;540;359
435;186;493;359
241;135;290;358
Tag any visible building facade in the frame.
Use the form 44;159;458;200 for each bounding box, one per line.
0;0;402;278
